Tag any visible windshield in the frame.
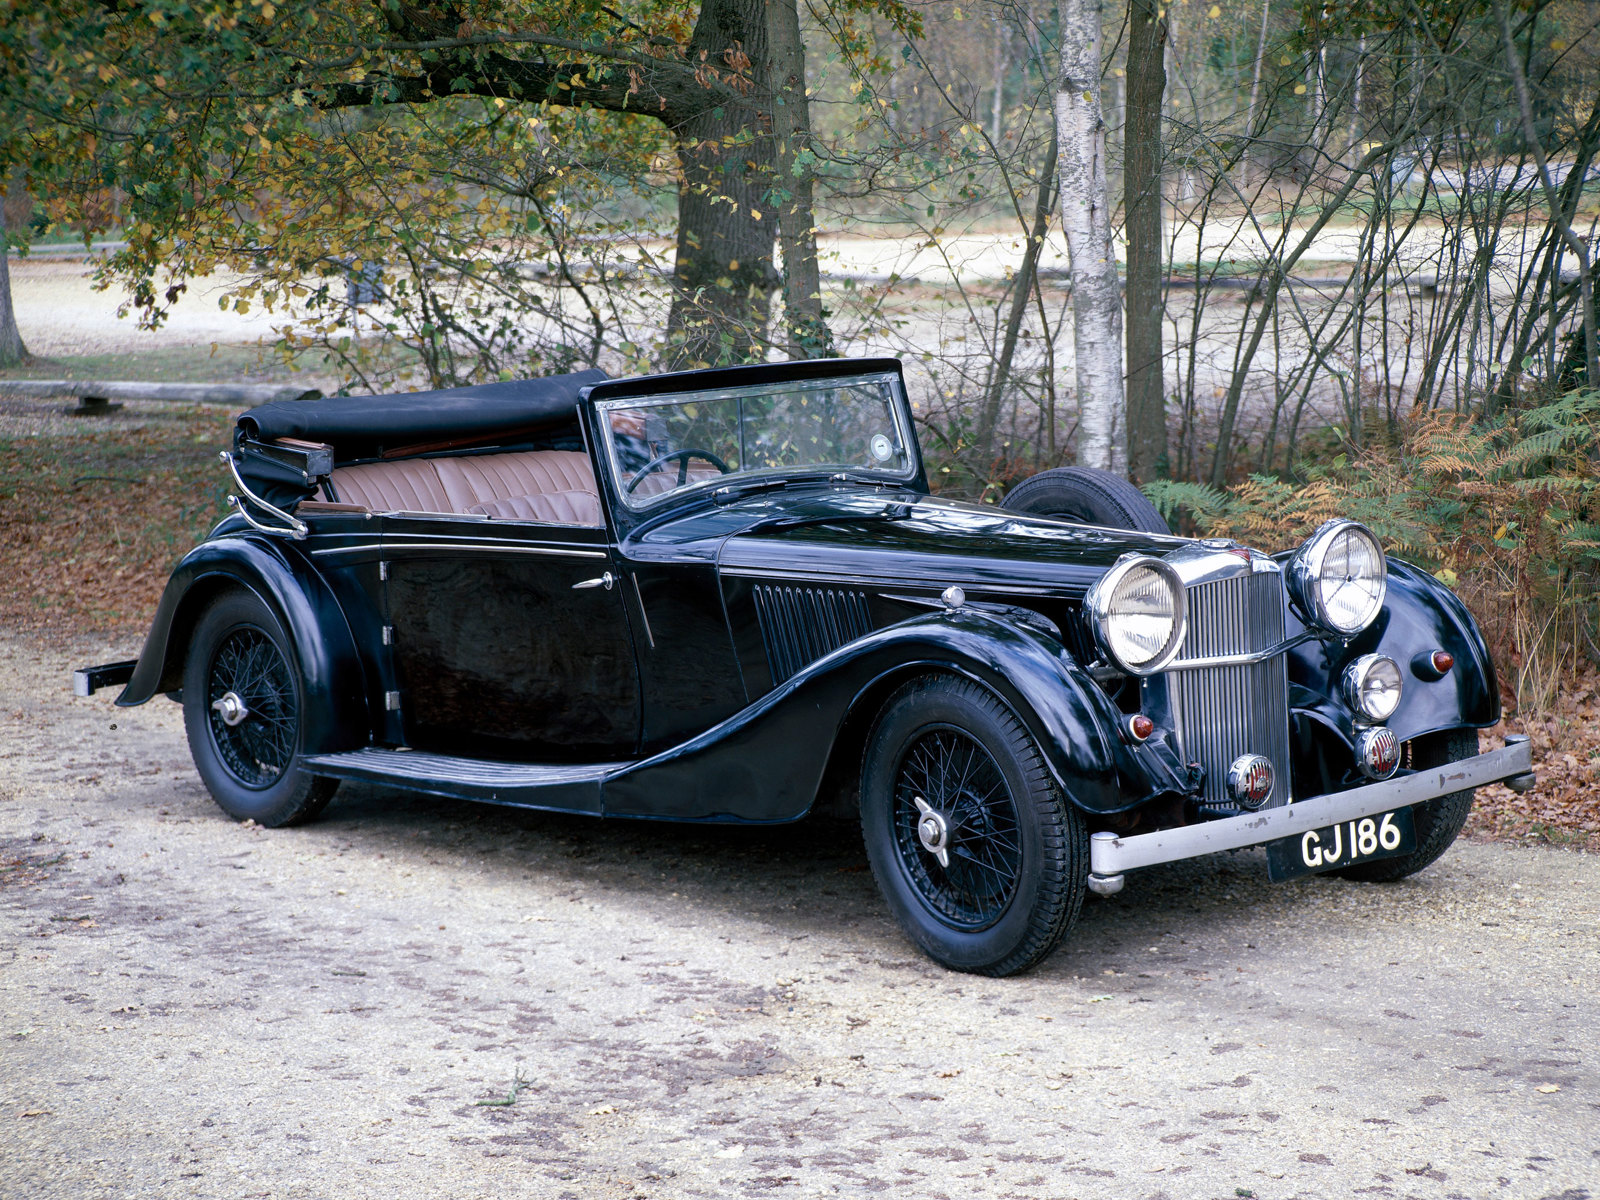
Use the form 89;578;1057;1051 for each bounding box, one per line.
597;370;917;508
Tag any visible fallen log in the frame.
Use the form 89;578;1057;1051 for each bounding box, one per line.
0;379;323;415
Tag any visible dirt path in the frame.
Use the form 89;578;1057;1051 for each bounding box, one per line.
1;631;1596;1200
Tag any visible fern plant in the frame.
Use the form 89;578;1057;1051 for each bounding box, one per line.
1143;391;1600;715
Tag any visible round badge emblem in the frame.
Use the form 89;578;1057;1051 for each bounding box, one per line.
1227;754;1275;810
1356;726;1400;779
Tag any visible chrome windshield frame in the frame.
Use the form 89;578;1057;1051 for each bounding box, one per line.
594;369;919;512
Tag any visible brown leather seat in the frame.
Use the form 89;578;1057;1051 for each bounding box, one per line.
433;450;596;512
469;490;602;526
326;449;602;525
328;459;455;513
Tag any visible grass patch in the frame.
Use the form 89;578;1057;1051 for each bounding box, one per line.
0;344;317;386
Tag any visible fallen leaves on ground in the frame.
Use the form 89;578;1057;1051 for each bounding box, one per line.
1471;673;1600;852
0;401;235;639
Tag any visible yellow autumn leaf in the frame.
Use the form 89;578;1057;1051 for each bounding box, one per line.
1551;38;1568;52
1294;84;1307;95
1208;4;1221;16
1280;54;1292;66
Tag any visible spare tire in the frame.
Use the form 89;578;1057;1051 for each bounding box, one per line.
999;466;1171;535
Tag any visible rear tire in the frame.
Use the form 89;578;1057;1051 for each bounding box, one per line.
182;590;338;827
1000;466;1171;535
1330;728;1478;882
860;675;1086;976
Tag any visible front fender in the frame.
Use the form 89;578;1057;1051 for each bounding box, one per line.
1286;558;1501;748
117;533;370;755
602;609;1183;822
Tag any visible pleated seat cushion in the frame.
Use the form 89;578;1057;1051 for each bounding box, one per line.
326;449;602;525
327;458;455;514
433;450;597;513
468;490;602;526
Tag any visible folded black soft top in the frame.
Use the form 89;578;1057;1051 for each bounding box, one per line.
236;368;608;461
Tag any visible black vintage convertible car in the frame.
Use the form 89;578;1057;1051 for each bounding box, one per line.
76;358;1533;975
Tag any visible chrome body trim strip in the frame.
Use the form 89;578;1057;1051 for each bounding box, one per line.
721;567;1061;595
631;573;655;648
310;542;607;560
384;510;491;522
1088;738;1533;875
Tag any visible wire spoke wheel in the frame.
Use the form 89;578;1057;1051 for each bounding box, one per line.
184;591;337;827
861;676;1087;976
206;627;298;788
892;725;1022;930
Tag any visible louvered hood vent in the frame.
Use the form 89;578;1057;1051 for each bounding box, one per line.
753;585;872;683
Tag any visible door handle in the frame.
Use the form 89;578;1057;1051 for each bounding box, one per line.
572;572;615;591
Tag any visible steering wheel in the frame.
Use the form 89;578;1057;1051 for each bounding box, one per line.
624;447;733;494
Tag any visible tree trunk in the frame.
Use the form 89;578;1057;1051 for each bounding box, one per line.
978;135;1059;465
664;0;780;368
1498;1;1598;391
1054;0;1126;473
766;0;832;359
1124;0;1166;482
1243;0;1271;183
0;196;28;368
991;27;1007;146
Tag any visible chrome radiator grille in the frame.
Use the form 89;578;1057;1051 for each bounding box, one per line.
1167;570;1293;809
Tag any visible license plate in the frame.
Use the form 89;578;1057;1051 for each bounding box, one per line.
1265;806;1417;881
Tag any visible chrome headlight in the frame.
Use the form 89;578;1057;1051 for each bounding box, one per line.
1084;556;1186;675
1343;653;1403;722
1287;519;1387;635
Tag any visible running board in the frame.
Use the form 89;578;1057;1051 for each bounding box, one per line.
301;748;630;813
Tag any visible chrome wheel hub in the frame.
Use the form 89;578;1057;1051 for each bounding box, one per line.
913;796;950;868
211;690;250;727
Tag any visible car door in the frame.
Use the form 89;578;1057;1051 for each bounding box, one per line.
380;512;641;763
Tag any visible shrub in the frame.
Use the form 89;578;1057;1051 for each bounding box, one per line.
1144;392;1600;716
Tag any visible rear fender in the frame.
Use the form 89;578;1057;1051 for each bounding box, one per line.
603;609;1183;822
117;535;370;755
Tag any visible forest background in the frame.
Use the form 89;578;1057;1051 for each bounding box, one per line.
1;0;1599;839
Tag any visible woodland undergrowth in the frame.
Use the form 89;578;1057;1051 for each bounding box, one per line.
1144;390;1600;722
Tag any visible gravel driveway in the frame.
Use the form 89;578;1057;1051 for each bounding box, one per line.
2;631;1596;1200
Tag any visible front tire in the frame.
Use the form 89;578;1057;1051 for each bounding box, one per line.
182;589;338;827
1331;728;1478;882
860;675;1087;976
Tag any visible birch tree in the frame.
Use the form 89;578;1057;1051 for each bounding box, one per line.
1054;0;1126;473
767;0;833;358
0;195;26;368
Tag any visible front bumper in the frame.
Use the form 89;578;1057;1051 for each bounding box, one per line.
1088;735;1533;889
